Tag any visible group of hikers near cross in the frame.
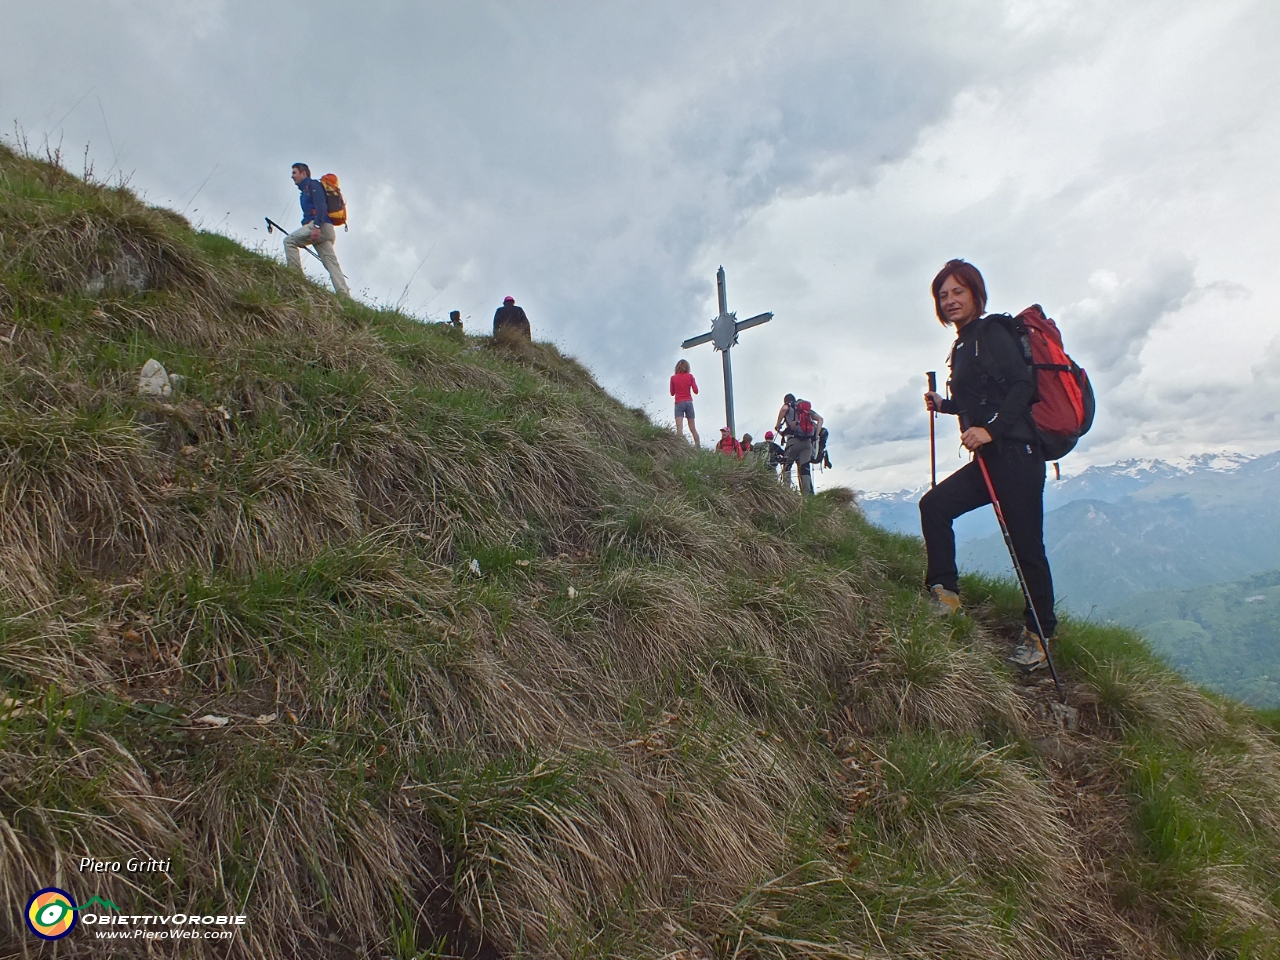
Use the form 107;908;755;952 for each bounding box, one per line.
671;258;1095;690
272;162;535;341
672;266;830;494
671;361;829;495
268;174;1084;687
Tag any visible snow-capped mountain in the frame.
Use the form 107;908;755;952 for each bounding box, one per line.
956;450;1280;612
859;451;1280;702
859;451;1275;540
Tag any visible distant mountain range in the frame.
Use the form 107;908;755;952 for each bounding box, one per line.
861;452;1280;608
960;451;1280;612
859;450;1280;703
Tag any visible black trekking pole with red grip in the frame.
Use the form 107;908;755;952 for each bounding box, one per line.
927;371;938;489
975;455;1065;701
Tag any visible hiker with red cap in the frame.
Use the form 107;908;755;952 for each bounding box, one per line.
492;296;531;341
284;162;350;296
715;427;743;459
760;430;785;476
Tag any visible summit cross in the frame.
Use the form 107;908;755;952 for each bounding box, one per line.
680;266;772;438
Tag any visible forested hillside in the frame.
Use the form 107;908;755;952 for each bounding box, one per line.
1110;569;1280;707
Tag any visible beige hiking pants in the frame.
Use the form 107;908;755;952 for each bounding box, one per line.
284;222;350;296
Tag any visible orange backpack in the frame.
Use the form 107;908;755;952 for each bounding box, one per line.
319;173;347;229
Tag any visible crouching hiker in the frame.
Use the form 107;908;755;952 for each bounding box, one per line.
716;427;743;458
761;430;785;476
774;393;822;495
918;259;1057;671
284;163;350;296
492;296;532;341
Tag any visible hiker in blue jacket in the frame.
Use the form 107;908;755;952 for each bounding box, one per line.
284;162;350;296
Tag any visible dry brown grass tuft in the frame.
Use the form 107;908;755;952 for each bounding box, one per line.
1087;656;1231;747
0;405;166;604
851;621;1028;736
2;206;214;298
867;737;1068;883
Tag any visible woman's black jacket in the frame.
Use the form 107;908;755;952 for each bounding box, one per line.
938;315;1036;445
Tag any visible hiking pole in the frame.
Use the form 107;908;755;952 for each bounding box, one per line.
927;371;937;489
974;455;1065;701
264;217;323;262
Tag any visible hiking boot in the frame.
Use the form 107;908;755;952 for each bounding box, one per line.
1007;628;1054;672
928;585;961;617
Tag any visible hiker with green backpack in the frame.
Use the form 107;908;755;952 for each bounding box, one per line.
919;259;1093;674
284;162;350;297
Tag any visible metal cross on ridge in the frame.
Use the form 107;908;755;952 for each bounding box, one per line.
681;266;772;438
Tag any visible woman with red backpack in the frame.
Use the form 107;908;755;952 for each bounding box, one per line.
920;259;1056;671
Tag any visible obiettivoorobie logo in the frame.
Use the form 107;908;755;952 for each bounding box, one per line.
26;887;77;940
25;888;121;940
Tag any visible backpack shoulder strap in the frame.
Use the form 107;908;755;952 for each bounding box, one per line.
974;314;1028;383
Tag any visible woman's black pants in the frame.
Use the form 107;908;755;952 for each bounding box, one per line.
918;441;1057;636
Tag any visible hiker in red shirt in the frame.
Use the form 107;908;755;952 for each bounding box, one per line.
670;359;700;447
716;427;743;458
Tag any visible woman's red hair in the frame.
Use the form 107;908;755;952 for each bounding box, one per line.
931;259;987;324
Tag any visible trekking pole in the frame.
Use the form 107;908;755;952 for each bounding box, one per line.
975;455;1065;701
264;217;323;262
927;371;937;489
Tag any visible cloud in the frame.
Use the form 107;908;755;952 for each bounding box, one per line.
832;379;931;448
1066;256;1197;380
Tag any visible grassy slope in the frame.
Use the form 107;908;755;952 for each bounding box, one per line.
3;143;1280;960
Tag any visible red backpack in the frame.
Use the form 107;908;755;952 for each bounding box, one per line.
787;400;816;439
981;306;1095;461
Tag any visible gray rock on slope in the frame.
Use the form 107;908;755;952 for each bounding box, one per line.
137;358;180;398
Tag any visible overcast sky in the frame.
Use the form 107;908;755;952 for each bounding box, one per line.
4;1;1278;492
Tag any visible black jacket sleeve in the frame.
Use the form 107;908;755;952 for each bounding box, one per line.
978;319;1034;442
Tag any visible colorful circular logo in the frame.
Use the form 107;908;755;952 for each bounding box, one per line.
26;887;78;940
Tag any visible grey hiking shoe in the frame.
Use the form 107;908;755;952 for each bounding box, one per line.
1007;628;1054;672
928;585;961;617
